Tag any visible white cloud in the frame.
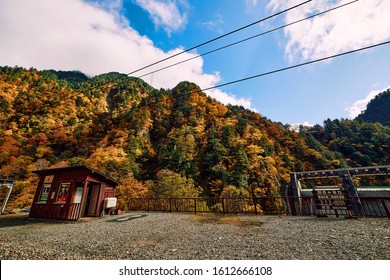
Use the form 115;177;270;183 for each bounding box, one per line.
267;0;390;62
0;0;253;111
287;121;314;132
133;0;188;36
202;14;225;34
208;88;257;111
90;0;124;13
243;0;259;10
346;85;390;118
245;0;259;7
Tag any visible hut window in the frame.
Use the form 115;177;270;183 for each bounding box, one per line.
44;175;54;184
38;184;51;202
73;187;83;204
56;183;70;203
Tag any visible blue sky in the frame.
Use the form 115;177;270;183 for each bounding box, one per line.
1;0;389;125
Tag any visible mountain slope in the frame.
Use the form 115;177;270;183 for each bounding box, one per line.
1;66;388;208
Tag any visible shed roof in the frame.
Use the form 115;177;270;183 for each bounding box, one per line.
32;166;119;186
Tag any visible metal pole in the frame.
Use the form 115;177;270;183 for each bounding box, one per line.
1;180;14;214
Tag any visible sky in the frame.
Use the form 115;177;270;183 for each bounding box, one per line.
1;0;389;125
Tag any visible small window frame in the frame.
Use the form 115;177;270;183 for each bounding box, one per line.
55;183;71;204
43;175;54;184
37;184;51;204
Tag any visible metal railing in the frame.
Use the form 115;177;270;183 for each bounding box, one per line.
126;196;390;218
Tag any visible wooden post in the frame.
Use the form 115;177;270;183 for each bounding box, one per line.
194;198;197;214
222;198;225;215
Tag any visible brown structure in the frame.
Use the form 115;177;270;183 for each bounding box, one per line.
29;166;118;221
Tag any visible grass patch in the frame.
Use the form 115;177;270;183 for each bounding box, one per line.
188;214;263;228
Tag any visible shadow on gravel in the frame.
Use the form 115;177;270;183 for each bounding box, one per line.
106;214;147;223
0;214;30;228
0;214;72;228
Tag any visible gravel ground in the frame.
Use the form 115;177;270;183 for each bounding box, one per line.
0;212;389;260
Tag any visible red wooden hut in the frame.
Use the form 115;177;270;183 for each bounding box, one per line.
29;166;119;221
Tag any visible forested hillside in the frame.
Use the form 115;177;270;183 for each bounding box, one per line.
357;88;390;126
1;66;388;209
307;119;390;167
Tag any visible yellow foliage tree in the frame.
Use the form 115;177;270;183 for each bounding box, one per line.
116;174;148;210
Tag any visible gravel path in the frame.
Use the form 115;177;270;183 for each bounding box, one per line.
0;212;389;260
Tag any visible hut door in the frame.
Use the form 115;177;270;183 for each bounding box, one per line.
84;182;100;216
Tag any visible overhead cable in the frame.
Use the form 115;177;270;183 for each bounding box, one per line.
127;0;312;76
200;40;390;92
82;0;312;93
117;40;390;109
137;0;359;79
78;40;390;115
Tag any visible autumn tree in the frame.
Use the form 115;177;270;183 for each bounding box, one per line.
116;174;148;210
200;124;228;194
146;169;199;198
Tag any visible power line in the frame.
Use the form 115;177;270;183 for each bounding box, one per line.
74;1;390;115
73;40;390;120
200;40;390;92
127;0;312;76
82;0;312;93
138;40;390;109
136;0;359;79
